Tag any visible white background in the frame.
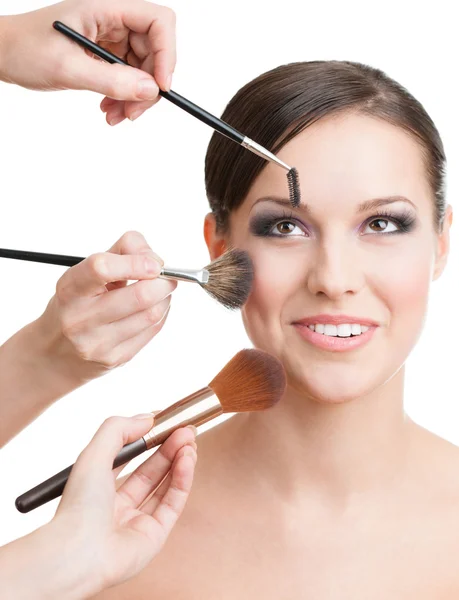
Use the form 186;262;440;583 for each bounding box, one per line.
0;0;457;545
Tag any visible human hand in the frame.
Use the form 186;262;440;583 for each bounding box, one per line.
36;230;176;386
0;0;176;123
2;415;197;599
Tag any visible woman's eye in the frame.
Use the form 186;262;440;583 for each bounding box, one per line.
362;218;399;234
272;220;305;236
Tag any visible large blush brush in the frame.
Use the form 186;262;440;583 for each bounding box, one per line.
0;247;253;310
15;348;286;513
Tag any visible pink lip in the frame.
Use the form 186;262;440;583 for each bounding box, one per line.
293;314;379;327
292;315;379;353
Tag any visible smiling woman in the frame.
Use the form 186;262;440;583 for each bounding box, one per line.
94;61;457;600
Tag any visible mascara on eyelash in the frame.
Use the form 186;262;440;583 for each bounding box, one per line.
366;209;417;234
250;208;417;238
249;211;307;237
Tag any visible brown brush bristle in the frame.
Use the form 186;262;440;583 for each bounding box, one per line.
203;249;254;310
209;348;286;413
287;167;300;207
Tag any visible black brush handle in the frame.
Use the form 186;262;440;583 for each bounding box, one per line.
0;248;83;267
15;437;147;513
53;21;244;145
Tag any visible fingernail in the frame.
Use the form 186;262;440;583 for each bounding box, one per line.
145;256;162;275
166;74;172;91
150;251;164;267
109;115;124;126
129;109;144;122
183;446;197;461
187;425;198;436
133;413;153;420
137;79;158;99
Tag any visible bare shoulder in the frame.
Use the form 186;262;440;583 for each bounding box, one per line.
409;422;459;530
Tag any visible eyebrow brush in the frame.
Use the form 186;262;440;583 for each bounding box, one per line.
52;21;301;207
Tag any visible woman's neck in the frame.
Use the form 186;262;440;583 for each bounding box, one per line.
227;367;415;502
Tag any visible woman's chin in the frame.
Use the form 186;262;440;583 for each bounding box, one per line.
286;364;381;405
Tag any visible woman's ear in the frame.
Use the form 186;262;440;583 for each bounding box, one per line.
433;204;453;280
204;213;227;261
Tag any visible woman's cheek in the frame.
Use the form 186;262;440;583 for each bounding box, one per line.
371;243;433;335
242;247;302;343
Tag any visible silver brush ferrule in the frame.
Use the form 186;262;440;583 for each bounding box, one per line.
143;387;222;449
241;137;291;171
160;266;209;284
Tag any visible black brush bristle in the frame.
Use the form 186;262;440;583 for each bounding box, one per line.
287;167;301;208
203;249;254;310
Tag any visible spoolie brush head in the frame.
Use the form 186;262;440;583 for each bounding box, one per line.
203;249;254;310
287;167;301;208
209;348;286;413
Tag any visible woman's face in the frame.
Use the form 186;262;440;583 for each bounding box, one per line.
206;113;451;403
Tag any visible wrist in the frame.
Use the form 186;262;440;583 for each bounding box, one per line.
0;523;101;600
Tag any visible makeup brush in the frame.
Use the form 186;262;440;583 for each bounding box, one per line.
52;21;301;208
0;247;253;310
15;348;286;513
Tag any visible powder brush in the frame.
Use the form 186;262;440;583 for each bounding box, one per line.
52;21;301;208
0;247;253;310
15;348;286;513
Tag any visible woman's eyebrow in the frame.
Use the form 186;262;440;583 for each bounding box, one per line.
250;195;417;215
250;196;310;214
357;196;417;212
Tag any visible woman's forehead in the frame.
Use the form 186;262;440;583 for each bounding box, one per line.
242;114;431;213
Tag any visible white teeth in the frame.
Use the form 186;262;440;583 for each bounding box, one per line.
351;324;362;336
324;324;338;336
307;323;370;337
337;324;352;337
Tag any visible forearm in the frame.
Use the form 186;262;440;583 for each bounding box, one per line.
0;14;15;84
0;523;99;600
0;317;85;447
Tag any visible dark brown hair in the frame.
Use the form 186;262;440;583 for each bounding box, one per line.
205;60;446;232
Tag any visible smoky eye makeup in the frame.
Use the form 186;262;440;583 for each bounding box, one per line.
360;208;417;235
249;209;309;238
248;205;418;239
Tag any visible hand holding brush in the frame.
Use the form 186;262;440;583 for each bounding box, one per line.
1;417;198;599
16;348;286;513
0;231;252;447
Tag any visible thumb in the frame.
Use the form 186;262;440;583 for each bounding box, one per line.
75;414;155;476
68;55;160;101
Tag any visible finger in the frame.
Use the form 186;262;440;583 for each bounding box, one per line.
73;414;155;477
102;303;172;367
105;101;127;126
108;231;163;266
140;438;198;514
149;445;197;529
117;427;196;509
129;32;150;61
101;295;171;347
128;446;197;546
124;96;161;121
122;5;177;91
126;48;142;70
100;96;118;113
89;277;176;325
113;411;163;480
65;53;160;101
56;253;162;300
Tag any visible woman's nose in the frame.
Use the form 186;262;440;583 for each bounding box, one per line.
306;239;365;300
